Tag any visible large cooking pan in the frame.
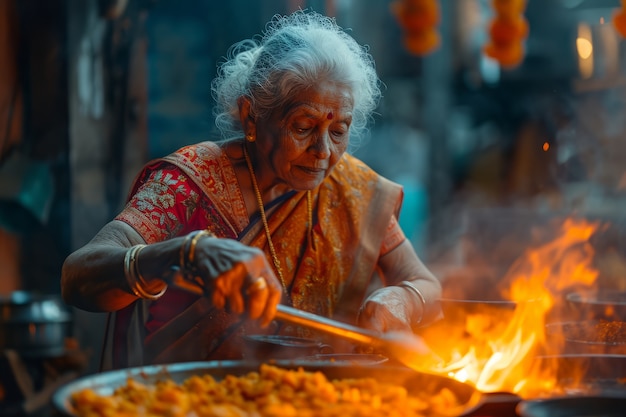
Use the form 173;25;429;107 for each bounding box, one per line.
566;288;626;321
545;320;626;355
517;395;626;417
534;354;626;397
53;360;485;417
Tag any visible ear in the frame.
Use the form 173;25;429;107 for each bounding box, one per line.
237;96;256;135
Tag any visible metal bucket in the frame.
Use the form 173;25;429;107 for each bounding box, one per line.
0;291;72;357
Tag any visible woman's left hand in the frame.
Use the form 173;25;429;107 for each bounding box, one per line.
357;286;415;333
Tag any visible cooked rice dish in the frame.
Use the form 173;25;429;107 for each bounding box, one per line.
70;364;461;416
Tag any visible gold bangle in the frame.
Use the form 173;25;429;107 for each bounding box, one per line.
399;280;426;325
179;232;198;270
134;244;167;300
187;230;214;264
124;245;145;298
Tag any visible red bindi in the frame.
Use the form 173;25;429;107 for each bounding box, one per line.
327;112;333;120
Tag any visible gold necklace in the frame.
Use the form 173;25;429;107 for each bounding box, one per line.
243;145;313;294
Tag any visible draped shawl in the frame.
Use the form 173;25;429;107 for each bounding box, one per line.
101;141;403;369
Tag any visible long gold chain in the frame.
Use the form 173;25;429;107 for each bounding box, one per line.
244;145;315;295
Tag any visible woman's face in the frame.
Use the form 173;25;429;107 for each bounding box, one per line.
254;80;354;191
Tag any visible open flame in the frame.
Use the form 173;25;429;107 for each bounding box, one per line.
419;218;600;398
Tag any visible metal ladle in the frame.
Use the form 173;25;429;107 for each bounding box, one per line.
275;304;442;372
168;270;441;372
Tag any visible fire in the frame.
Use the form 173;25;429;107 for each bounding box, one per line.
419;218;600;398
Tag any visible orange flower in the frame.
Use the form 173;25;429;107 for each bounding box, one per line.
391;0;441;55
390;0;440;31
484;42;524;68
485;0;528;68
613;9;626;37
489;15;529;45
492;0;527;18
404;29;441;55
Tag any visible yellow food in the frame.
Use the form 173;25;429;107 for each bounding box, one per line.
70;364;461;417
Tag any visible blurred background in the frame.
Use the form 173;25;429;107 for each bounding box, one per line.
2;0;626;410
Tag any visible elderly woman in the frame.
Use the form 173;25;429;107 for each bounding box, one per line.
61;10;442;369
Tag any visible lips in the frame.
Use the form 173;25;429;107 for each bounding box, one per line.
298;166;326;175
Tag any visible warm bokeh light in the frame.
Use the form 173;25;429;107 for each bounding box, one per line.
576;37;593;59
542;142;550;151
577;23;594;79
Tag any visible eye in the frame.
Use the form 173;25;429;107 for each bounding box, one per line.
292;121;313;136
330;127;349;142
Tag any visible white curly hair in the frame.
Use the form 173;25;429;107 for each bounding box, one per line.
211;10;382;150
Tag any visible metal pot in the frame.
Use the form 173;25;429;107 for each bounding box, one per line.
52;360;486;417
435;297;519;327
545;320;626;355
566;289;626;321
439;297;518;313
535;354;626;396
517;395;626;417
0;291;72;356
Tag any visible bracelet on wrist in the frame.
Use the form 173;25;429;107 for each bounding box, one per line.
188;230;214;264
179;231;200;271
398;280;426;326
134;244;168;299
124;244;167;300
178;229;216;279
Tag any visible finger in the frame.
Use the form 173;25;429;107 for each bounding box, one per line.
228;294;244;314
358;304;386;332
246;276;268;295
260;280;282;327
246;276;269;319
226;275;246;315
211;273;233;310
227;273;267;318
212;289;226;310
357;302;375;327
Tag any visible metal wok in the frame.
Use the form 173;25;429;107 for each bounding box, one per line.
517;395;626;417
53;360;485;417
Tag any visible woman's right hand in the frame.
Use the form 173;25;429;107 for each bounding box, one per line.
61;221;282;323
183;236;283;327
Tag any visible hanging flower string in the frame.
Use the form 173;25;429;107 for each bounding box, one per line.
390;0;441;56
483;0;529;68
612;0;626;37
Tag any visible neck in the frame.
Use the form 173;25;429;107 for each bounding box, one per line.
243;143;290;204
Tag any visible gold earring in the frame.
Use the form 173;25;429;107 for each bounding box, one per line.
246;134;255;142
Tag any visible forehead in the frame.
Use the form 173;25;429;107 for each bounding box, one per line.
280;82;354;119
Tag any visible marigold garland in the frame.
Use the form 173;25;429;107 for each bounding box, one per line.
483;0;529;68
390;0;530;67
613;0;626;37
390;0;441;56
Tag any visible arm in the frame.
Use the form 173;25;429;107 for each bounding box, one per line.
358;239;442;332
378;239;442;324
61;220;178;312
62;161;282;323
61;219;282;325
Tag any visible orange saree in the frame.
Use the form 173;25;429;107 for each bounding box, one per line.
102;141;404;368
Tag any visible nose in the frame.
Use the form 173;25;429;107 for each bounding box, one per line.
309;131;330;159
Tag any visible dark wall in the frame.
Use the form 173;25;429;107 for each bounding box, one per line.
0;0;71;294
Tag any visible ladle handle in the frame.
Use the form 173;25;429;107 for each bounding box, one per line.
166;270;383;348
275;304;381;347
